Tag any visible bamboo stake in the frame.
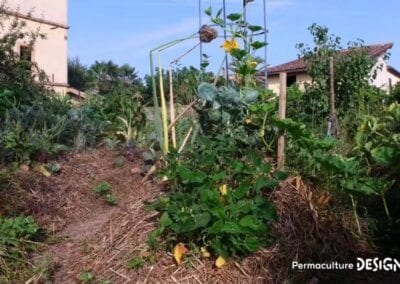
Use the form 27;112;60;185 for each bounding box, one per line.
277;72;287;170
158;53;169;154
169;66;177;149
168;99;199;131
178;127;193;153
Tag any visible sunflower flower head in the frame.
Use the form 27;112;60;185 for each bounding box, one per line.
222;38;240;54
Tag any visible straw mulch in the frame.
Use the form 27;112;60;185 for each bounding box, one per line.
15;149;374;283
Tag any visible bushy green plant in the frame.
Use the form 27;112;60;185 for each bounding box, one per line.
148;136;281;259
294;24;383;138
0;216;41;280
195;82;261;145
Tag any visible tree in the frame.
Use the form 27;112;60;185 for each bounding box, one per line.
87;60;143;95
0;6;48;114
68;57;88;91
294;24;381;137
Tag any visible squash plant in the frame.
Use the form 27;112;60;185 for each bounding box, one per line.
147;135;282;259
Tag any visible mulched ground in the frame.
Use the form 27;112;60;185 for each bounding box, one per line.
5;148;398;283
15;149;276;283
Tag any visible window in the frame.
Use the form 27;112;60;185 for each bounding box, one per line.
287;75;296;87
19;46;33;72
20;46;32;62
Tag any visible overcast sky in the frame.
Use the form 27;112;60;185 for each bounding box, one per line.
68;0;400;77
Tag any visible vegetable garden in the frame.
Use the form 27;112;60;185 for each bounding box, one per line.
1;1;400;283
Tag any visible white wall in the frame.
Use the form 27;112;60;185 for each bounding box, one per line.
7;0;67;25
371;55;400;90
2;0;68;93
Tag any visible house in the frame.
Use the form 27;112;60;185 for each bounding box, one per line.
265;43;400;95
2;0;69;95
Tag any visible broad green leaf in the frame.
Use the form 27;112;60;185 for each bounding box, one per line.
254;177;278;191
243;238;261;252
159;212;172;227
177;165;206;183
248;25;263;32
242;88;259;104
273;170;289;181
227;13;241;21
221;222;243;234
204;6;212;16
371;147;399;166
251;41;267;50
233;182;251;199
198;82;217;102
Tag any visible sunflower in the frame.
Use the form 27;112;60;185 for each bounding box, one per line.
221;38;240;53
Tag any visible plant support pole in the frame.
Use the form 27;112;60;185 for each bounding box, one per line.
277;72;287;170
263;0;268;88
169;66;177;149
329;57;339;138
158;53;169;154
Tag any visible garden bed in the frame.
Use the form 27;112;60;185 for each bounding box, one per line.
1;149;385;283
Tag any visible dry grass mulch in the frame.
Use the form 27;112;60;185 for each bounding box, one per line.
2;149;386;283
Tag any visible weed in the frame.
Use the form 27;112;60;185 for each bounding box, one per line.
127;257;145;270
78;270;94;283
92;182;117;206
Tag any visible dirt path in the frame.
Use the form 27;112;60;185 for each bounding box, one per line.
20;149;161;283
21;149;274;283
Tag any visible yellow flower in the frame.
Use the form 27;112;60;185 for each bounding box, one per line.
173;243;188;265
219;184;228;196
245;118;252;125
215;256;227;268
249;61;258;68
201;247;211;258
221;38;240;53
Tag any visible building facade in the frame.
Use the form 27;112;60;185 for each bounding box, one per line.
265;43;400;95
3;0;68;94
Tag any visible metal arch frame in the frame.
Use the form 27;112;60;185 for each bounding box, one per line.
198;0;268;88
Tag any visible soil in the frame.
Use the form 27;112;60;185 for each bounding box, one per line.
17;149;271;283
5;149;400;283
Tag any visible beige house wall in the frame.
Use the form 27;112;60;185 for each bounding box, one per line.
268;59;399;95
268;73;311;95
2;0;68;95
371;55;400;90
7;0;67;25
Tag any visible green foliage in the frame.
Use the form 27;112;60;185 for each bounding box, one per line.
68;57;89;91
148;136;278;258
86;60;143;95
127;257;145;269
389;82;400;103
143;66;224;106
93;181;116;205
86;90;146;145
0;216;41;279
0;9;48;110
195;82;266;147
294;24;382;137
78;271;94;283
207;4;265;87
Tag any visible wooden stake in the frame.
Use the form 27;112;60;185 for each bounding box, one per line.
178;127;193;153
277;72;287;170
169;66;177;149
158;53;169;154
329;57;339;138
